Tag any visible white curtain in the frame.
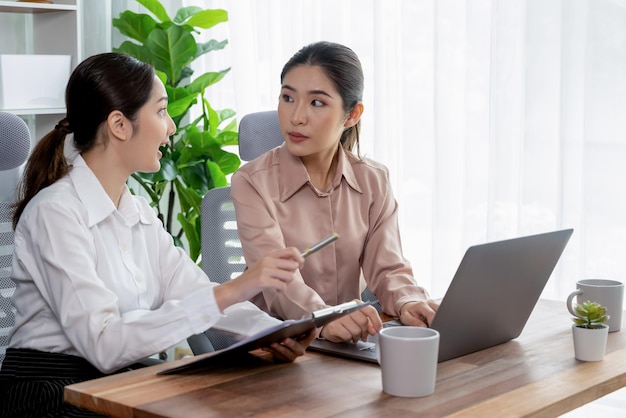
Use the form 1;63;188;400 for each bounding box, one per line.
188;0;626;301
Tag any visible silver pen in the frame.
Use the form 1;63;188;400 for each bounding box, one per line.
301;232;339;258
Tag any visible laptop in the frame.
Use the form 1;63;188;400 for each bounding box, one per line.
308;228;574;363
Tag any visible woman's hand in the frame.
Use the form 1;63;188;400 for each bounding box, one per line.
398;299;440;327
213;247;304;311
319;303;382;343
262;328;317;362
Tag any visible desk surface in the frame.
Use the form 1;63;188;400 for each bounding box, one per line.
65;299;626;418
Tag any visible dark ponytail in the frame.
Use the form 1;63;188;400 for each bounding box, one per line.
12;127;70;229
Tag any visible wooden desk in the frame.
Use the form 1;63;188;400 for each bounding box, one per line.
65;299;626;417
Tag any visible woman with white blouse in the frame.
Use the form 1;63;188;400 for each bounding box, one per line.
0;52;315;418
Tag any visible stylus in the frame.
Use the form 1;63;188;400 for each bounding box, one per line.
301;232;339;258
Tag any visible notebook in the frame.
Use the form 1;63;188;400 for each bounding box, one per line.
308;228;574;363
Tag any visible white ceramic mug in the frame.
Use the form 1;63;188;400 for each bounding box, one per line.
377;326;439;397
566;279;624;332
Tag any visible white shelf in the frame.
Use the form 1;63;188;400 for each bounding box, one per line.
0;0;79;136
0;1;77;13
4;107;65;115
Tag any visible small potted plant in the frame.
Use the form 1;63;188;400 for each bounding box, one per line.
571;300;609;361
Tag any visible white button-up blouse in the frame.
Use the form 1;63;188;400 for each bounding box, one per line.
8;155;279;373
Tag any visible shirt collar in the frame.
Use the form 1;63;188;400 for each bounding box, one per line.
278;144;363;202
68;155;153;227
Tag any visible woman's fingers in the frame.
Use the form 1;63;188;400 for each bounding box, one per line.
215;247;305;308
263;329;316;362
400;300;439;327
321;307;381;343
269;247;305;266
245;247;305;291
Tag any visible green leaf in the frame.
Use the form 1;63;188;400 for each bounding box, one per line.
137;0;171;22
178;166;209;200
112;11;157;43
179;67;194;84
206;102;219;135
196;39;228;59
155;70;167;85
177;212;200;262
219;118;238;134
113;41;152;64
188;70;230;95
217;108;237;122
188;130;220;150
158;156;178;181
167;88;198;118
217;130;239;147
217;151;241;175
145;26;197;84
130;172;159;202
172;6;203;24
186;9;228;29
206;160;227;187
175;181;202;214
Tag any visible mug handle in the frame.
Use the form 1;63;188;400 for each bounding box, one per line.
566;289;583;318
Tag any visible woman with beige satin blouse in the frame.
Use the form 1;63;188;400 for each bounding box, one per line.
231;41;439;344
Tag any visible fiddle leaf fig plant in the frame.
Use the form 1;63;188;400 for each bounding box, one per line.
572;300;609;329
112;0;241;263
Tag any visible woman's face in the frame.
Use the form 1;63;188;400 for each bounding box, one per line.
126;76;176;173
278;65;350;161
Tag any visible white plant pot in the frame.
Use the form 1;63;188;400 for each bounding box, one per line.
572;324;608;361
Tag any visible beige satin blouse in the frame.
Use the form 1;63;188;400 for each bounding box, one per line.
231;144;429;320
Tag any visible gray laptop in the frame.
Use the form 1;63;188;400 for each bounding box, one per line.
308;228;574;363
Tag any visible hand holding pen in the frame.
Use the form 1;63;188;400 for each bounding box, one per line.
216;233;339;313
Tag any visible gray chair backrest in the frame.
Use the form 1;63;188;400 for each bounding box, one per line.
199;186;243;283
238;110;282;162
0;202;15;367
199;111;282;284
189;111;282;354
0;112;31;366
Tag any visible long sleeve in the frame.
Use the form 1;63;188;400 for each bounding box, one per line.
231;168;329;319
356;170;429;314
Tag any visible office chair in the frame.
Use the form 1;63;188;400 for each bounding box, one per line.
187;110;379;355
187;111;283;354
0;112;31;367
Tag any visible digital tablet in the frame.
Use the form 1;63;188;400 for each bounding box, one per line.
159;300;374;374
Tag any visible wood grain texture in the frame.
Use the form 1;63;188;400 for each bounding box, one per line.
65;300;626;417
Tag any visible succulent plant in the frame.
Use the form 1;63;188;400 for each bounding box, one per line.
572;300;609;329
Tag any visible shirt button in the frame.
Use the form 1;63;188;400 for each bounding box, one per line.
121;244;127;251
135;276;143;282
203;316;211;322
